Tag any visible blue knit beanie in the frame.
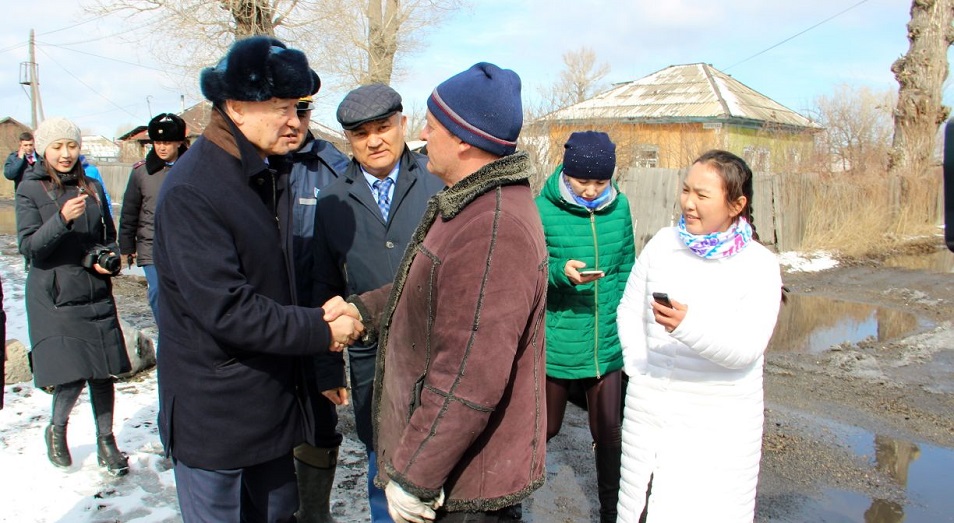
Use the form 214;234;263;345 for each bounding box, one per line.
563;131;617;180
427;62;522;157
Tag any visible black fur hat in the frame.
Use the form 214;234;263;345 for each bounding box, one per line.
148;113;187;142
200;36;320;105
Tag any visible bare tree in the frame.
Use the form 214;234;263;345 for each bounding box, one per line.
809;85;894;175
83;0;467;90
537;47;611;113
887;0;954;213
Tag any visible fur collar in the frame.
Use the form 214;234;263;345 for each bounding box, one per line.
435;151;531;220
144;144;188;175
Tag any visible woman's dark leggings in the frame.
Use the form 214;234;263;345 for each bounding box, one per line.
546;370;622;446
51;378;116;437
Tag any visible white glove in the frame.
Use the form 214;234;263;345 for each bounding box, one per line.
385;481;445;523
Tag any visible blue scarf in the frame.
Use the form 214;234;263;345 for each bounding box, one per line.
677;215;752;259
561;172;612;210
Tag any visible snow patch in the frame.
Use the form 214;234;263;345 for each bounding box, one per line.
777;251;839;273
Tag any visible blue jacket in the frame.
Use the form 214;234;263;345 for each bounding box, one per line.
289;133;350;307
153;109;333;470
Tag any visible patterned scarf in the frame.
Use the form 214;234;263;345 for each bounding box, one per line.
677;215;752;259
561;171;612;210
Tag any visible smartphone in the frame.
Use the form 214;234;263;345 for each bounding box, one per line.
652;292;673;308
580;269;604;277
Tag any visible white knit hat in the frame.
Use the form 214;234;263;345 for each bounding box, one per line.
34;117;82;156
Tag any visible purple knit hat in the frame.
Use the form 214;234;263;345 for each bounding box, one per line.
426;62;523;156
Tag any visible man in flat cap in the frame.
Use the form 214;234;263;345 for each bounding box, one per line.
286;93;350;522
309;83;443;522
328;62;548;522
152;36;363;522
119;112;188;322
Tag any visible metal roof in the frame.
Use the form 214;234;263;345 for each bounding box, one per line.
544;63;818;129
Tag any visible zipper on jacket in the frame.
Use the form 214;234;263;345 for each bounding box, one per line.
590;210;601;379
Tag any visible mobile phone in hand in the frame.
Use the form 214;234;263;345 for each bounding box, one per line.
579;269;604;277
652;292;673;308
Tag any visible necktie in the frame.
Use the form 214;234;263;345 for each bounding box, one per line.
373;177;394;221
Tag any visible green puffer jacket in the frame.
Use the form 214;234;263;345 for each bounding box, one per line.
535;166;636;379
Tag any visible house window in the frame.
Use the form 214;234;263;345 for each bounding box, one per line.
634;145;658;168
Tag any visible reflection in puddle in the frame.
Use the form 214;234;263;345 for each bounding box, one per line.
884;249;954;273
825;431;952;523
0;204;14;236
767;295;924;354
770;412;954;523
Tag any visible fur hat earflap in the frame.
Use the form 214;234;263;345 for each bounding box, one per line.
200;36;320;105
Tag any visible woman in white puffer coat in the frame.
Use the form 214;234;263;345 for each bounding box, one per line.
616;150;782;522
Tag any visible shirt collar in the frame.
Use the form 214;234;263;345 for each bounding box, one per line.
361;161;400;189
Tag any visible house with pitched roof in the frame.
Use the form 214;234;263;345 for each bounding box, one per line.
539;63;820;173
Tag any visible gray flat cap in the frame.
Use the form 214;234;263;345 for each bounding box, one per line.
336;84;403;130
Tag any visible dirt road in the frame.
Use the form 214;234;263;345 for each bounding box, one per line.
107;240;954;522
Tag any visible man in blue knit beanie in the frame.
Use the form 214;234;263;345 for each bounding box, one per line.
340;62;549;522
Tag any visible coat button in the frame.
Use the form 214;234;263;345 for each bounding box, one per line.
385;241;395;249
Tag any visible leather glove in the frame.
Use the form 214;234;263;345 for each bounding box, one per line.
385;481;445;523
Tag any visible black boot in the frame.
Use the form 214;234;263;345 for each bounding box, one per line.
97;434;129;477
45;424;72;468
595;444;621;523
294;447;338;523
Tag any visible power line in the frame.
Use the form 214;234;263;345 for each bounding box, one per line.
35;46;141;120
37;13;112;36
37;42;167;72
43;15;166;47
723;0;872;71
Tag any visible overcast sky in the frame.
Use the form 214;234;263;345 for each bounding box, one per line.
0;0;930;139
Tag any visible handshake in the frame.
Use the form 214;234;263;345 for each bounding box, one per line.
321;296;365;352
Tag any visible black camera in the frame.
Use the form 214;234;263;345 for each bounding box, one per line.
82;245;121;274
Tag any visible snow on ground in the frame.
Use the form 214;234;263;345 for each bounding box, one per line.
0;236;368;523
777;250;839;273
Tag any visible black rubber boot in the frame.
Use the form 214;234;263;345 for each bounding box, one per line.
595;444;622;523
45;424;72;468
96;434;129;476
294;447;339;523
500;503;523;521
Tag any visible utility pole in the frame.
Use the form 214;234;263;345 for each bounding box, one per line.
18;29;44;129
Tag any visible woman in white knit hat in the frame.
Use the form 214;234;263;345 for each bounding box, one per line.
15;116;131;476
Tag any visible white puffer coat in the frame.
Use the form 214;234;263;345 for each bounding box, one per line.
616;227;782;523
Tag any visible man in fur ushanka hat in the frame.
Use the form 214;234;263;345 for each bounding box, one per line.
118;112;187;322
151;36;364;522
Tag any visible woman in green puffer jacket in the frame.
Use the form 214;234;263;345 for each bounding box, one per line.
536;131;635;523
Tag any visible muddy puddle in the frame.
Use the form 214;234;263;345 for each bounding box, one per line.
777;412;954;523
883;249;954;273
768;295;928;354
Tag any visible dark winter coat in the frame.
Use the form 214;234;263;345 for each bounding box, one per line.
309;147;444;390
16;166;129;388
153;109;333;471
535;167;636;379
118;145;187;265
356;152;549;512
4;152;39;191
